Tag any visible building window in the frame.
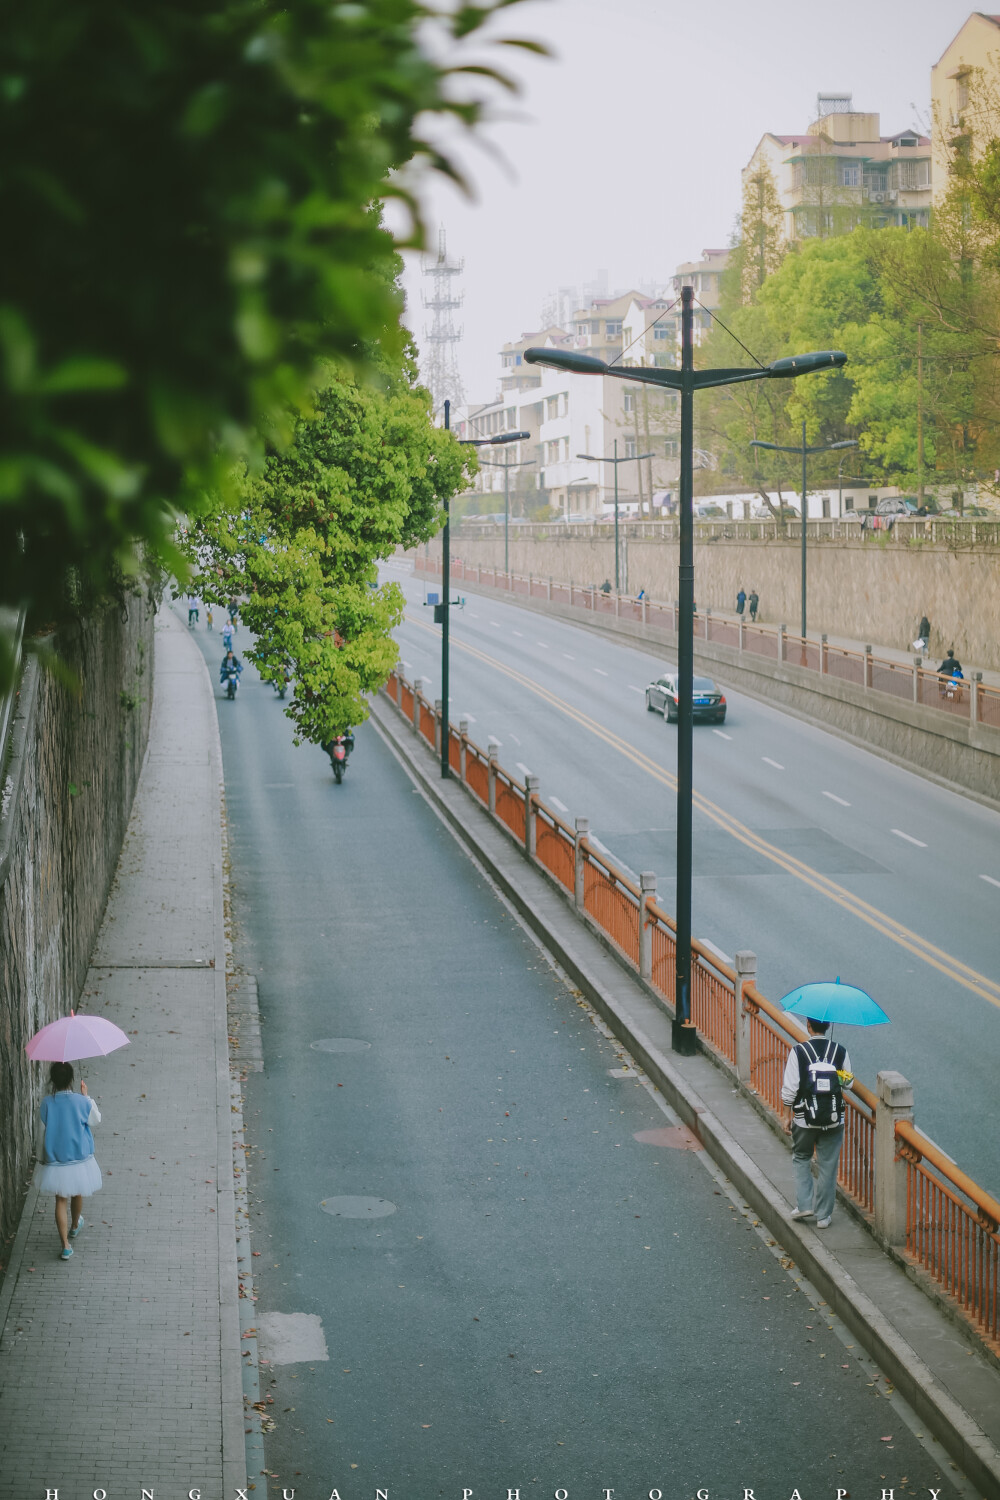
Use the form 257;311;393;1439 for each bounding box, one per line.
664;440;679;458
624;391;635;413
605;322;622;337
841;165;860;187
624;438;637;458
653;326;671;340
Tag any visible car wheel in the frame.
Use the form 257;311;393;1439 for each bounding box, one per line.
666;709;677;724
645;691;654;712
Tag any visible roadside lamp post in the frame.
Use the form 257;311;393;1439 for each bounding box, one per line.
577;439;654;591
525;288;845;1055
438;400;530;780
475;450;537;573
749;426;856;639
837;464;871;518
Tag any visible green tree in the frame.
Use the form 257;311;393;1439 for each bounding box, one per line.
0;0;537;686
188;365;475;742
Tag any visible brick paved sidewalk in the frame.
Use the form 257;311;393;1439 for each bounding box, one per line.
0;609;245;1497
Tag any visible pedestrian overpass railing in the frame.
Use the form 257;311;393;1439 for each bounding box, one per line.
382;666;1000;1352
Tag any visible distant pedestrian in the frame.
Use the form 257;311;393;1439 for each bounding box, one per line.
781;1018;852;1228
736;587;746;617
914;614;930;651
186;594;199;626
599;578;612;594
636;587;646;601
748;589;759;622
39;1062;102;1260
206;606;214;631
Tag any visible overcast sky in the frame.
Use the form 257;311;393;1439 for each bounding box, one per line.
398;0;976;403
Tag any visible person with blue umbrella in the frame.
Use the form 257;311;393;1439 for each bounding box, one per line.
778;978;889;1229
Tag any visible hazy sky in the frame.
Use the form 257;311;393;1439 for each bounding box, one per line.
399;0;976;402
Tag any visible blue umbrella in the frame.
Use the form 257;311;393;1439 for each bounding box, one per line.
779;976;889;1027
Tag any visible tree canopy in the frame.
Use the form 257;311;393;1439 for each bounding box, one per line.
0;0;536;687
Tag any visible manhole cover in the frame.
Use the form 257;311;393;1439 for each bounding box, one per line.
319;1196;396;1219
310;1038;372;1053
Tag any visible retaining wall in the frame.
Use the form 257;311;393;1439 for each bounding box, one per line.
438;529;1000;671
0;600;156;1264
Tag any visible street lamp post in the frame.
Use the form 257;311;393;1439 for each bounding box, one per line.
525;289;845;1054
750;425;856;639
476;451;537;573
577;439;654;591
437;402;530;780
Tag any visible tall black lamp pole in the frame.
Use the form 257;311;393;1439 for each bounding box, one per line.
476;452;537;573
525;292;845;1053
577;440;654;590
438;405;530;779
750;427;856;638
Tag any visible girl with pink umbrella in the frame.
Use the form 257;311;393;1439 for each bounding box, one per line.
27;1010;129;1261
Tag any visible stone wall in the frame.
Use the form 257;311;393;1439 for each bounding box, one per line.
437;529;1000;671
0;599;155;1266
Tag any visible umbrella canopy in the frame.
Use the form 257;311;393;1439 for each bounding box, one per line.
25;1010;131;1062
779;977;889;1027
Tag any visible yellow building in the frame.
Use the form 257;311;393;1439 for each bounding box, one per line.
931;12;1000;201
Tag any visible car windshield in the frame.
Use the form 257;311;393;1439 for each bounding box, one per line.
693;677;716;692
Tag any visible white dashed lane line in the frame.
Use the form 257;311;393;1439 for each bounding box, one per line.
550;797;569;813
593;668;608;677
628;685;645;694
513;631;523;638
536;642;550;649
562;653;575;660
762;757;784;770
891;829;928;848
508;734;521;746
516;761;531;776
490;621;501;628
712;729;732;740
822;791;851;807
980;874;1000;889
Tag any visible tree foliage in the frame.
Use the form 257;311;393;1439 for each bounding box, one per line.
0;0;535;683
188;364;475;742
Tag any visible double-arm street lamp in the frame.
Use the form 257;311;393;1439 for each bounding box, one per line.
475;450;537;574
437;401;530;779
525;287;845;1054
576;440;654;591
749;425;857;639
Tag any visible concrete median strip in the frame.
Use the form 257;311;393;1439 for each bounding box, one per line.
370;686;1000;1498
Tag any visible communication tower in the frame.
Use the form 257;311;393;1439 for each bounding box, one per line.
421;227;465;416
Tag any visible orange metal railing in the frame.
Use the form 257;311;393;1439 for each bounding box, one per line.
381;663;1000;1350
897;1119;1000;1344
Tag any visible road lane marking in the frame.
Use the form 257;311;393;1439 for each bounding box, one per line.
550;797;569;813
513;631;524;637
981;875;1000;889
516;761;531;776
822;791;851;807
404;613;1000;1010
762;757;784;770
698;937;733;967
712;729;732;740
628;685;645;693
509;734;521;746
562;652;575;660
536;642;550;649
593;668;608;677
891;829;927;848
490;621;501;628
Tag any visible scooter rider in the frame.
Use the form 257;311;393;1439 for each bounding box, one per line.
220;648;243;688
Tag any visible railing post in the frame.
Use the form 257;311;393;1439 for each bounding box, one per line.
615;590;620;618
434;698;442;757
704;606;711;641
524;774;539;859
777;624;786;663
820;633;828;674
590;584;596;611
574;817;589;912
639;872;656;981
874;1071;915;1246
459;718;469;782
641;595;647;627
913;656;922;703
477;564;481;584
734;950;757;1086
971;670;982;725
412;677;425;733
528;572;532;599
547;576;552;601
864;644;873;690
487;736;500;815
738;615;744;652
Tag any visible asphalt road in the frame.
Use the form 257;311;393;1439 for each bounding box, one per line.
191;619;960;1495
386;559;1000;1195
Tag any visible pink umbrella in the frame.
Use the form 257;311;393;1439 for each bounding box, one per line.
25;1010;131;1062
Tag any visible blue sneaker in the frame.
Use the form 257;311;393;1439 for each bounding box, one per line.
68;1216;84;1240
60;1246;73;1260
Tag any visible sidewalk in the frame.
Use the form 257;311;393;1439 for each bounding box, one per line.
370;688;1000;1499
0;609;245;1495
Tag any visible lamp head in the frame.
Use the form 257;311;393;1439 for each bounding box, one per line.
524;348;609;375
767;351;847;378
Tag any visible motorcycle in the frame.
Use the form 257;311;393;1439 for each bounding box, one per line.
222;667;240;700
326;731;355;784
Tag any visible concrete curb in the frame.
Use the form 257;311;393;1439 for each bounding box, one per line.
370;689;1000;1500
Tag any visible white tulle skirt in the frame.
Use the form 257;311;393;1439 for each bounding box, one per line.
39;1155;102;1198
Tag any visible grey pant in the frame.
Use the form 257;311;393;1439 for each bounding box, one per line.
791;1123;844;1222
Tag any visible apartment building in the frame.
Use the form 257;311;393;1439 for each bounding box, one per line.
932;12;1000;200
671;248;731;338
743;94;931;242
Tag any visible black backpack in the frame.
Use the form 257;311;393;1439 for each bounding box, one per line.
794;1037;847;1129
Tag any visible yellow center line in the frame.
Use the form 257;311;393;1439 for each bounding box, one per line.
403;612;1000;1010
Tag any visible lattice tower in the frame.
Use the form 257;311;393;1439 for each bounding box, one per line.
421;226;465;416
